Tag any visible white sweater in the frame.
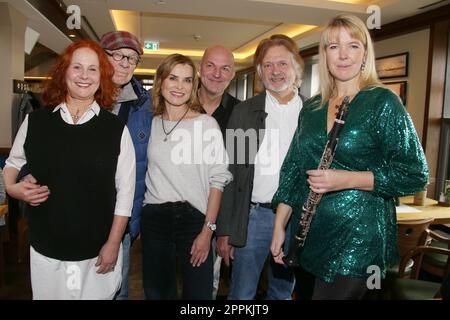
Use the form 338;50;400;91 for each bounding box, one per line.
144;114;232;214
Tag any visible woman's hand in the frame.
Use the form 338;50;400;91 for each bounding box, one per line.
307;169;374;193
270;203;293;265
270;227;286;265
307;169;350;194
95;241;120;274
190;229;212;267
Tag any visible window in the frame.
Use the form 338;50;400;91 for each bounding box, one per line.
299;54;319;99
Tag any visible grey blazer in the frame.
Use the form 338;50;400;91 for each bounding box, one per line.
216;92;268;247
217;91;305;247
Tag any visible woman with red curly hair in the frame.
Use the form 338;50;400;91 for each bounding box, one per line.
3;40;136;299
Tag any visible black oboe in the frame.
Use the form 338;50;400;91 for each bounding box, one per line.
283;96;351;267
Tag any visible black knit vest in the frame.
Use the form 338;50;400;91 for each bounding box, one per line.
24;108;125;261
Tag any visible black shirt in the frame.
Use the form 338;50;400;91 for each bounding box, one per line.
210;92;240;138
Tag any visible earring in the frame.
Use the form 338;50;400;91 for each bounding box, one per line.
361;59;366;71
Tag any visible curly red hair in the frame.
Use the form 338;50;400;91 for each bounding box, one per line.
42;40;116;110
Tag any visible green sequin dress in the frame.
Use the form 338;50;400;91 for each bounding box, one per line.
272;86;429;283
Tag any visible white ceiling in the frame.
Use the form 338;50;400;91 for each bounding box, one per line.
7;0;450;74
4;0;72;54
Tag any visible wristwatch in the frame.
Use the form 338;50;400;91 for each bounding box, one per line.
205;221;217;231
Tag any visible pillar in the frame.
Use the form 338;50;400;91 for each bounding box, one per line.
0;2;27;148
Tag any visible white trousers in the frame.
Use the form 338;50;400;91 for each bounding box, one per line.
30;245;122;300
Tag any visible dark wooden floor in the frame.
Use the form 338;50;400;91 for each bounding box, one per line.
128;238;145;300
0;235;231;300
0;236;148;300
0;232;32;300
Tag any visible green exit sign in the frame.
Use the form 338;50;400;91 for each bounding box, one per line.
144;41;159;50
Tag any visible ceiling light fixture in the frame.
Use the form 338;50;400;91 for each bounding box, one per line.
134;68;157;75
24;76;52;80
193;35;202;42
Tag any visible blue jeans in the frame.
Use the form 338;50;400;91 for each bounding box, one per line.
228;204;295;300
115;232;131;300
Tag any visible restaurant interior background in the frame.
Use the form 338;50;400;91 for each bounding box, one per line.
0;0;449;299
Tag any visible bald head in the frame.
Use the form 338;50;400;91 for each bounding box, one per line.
199;45;236;97
201;45;234;66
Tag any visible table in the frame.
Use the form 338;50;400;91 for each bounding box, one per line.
397;195;450;224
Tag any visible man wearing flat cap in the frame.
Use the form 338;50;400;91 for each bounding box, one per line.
100;30;152;300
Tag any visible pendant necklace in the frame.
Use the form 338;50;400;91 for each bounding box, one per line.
161;107;190;142
71;110;80;123
67;103;90;124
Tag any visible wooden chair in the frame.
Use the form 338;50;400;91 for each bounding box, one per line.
397;218;434;257
387;218;434;276
390;245;450;299
421;228;450;278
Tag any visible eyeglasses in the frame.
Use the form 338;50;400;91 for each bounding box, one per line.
105;51;140;65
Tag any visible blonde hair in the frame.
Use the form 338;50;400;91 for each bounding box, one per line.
318;14;381;106
152;54;203;116
254;34;304;88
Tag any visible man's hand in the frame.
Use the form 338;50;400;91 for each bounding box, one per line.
216;235;234;266
22;174;37;184
6;177;50;206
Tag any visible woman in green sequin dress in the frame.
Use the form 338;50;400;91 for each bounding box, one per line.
270;14;429;299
